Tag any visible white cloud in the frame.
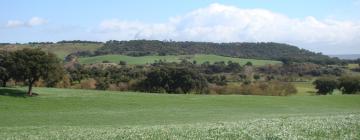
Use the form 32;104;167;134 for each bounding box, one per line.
5;17;47;28
95;3;360;53
28;17;47;26
6;20;25;28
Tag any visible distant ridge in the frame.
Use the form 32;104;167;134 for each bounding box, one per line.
329;54;360;60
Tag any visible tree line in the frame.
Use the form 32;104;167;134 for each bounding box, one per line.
313;76;360;95
68;40;342;65
1;48;357;96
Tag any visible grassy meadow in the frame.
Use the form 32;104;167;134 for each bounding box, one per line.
78;54;281;66
1;87;360;139
0;43;102;59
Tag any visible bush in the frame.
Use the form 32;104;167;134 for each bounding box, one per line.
313;77;338;95
338;76;360;94
95;78;110;90
208;81;297;96
119;61;127;65
80;79;97;89
138;67;208;94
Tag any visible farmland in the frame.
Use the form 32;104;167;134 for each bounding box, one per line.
1;87;360;139
78;54;281;66
0;43;102;59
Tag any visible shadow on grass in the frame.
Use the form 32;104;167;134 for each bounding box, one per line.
0;88;38;98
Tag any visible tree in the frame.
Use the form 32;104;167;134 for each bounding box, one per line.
0;50;12;87
338;76;360;94
119;60;127;66
245;61;253;66
313;77;338;95
10;48;64;96
253;74;260;81
139;67;208;94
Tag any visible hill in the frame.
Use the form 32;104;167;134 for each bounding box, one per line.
1;40;341;64
0;42;102;59
83;40;340;64
0;87;359;139
78;54;281;65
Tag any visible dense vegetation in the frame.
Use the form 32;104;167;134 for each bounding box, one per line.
70;40;342;65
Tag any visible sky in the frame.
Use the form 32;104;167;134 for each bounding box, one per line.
0;0;359;54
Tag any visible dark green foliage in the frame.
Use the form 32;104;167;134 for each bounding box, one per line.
207;75;227;86
338;76;360;94
87;40;340;65
138;67;208;94
226;61;242;72
0;50;12;87
95;78;110;90
119;61;127;65
102;60;110;63
258;63;344;77
66;64;89;84
313;77;338;95
28;42;54;45
9;48;64;95
253;74;260;81
57;40;103;44
245;61;253;66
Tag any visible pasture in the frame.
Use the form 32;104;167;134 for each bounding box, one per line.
78;54;281;66
0;43;102;59
0;87;359;139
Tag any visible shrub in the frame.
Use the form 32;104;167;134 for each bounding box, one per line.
138;67;208;94
119;61;127;65
338;76;360;94
95;78;110;90
313;77;338;95
208;81;297;96
80;78;97;89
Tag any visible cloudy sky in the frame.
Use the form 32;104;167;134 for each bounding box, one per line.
1;0;359;54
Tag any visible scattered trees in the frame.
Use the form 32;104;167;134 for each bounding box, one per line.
312;76;360;95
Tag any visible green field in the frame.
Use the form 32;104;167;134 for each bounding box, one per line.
0;43;102;59
1;87;359;139
79;54;281;66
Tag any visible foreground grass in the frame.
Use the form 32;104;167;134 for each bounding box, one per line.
1;87;359;139
78;54;281;66
1;114;359;140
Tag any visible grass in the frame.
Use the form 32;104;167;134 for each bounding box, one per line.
0;43;102;59
78;54;281;66
0;87;359;139
1;114;359;140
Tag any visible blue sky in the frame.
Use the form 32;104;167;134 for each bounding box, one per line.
1;0;359;54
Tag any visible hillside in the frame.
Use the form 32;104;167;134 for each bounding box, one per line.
79;54;281;65
84;40;339;64
1;40;340;64
0;42;102;59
